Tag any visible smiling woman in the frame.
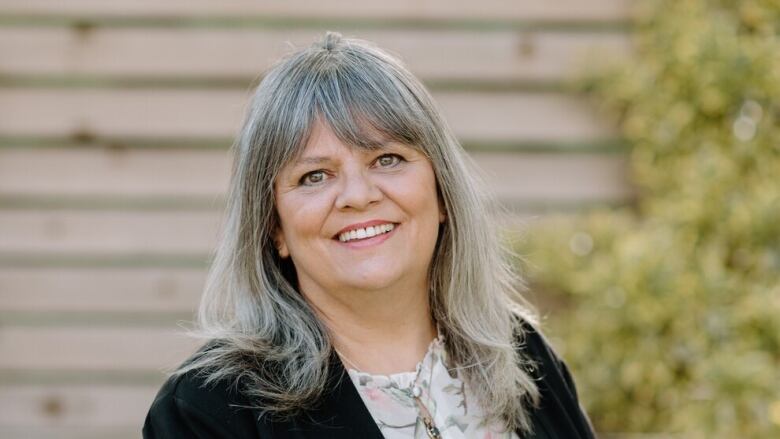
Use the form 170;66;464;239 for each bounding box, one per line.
143;32;595;439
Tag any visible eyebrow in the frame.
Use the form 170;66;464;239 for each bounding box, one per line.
293;156;333;166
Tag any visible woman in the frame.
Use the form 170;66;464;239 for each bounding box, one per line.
143;32;595;438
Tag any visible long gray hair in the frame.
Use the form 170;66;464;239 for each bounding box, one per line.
176;31;540;433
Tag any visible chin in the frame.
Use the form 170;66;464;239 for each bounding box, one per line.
345;279;397;292
340;271;402;292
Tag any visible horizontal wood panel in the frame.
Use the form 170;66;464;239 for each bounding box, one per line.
0;89;616;141
0;88;245;139
475;152;630;203
0;147;231;198
0;385;156;429
0;0;633;22
0;147;629;202
0;268;203;312
0;327;200;371
0;426;140;439
0;28;631;82
0;210;223;254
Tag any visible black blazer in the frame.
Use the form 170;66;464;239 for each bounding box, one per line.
143;322;595;438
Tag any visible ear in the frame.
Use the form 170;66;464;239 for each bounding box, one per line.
437;198;447;224
274;228;290;259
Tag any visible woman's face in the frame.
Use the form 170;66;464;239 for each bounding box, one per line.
274;120;445;298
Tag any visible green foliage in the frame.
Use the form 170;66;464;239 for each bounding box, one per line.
518;1;780;436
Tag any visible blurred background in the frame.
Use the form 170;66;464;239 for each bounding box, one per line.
0;0;777;438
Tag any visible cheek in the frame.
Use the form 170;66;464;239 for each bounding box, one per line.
276;192;333;243
391;171;441;223
421;170;442;210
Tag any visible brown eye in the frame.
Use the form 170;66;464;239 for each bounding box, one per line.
375;154;402;168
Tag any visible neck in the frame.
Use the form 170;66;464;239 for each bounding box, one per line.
300;279;437;375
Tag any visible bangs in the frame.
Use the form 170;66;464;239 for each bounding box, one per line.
275;48;431;163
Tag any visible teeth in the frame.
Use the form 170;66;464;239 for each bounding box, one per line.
338;223;395;242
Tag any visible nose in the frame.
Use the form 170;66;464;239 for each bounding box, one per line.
334;166;383;210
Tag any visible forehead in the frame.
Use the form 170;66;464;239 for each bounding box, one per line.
290;119;413;163
301;120;352;153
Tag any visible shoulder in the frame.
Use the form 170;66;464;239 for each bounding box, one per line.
514;318;579;398
515;321;568;380
514;318;597;438
143;342;260;439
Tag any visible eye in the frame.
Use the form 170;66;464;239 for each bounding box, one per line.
299;170;328;186
374;153;403;168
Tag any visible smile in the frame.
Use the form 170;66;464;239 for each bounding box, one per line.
338;223;395;243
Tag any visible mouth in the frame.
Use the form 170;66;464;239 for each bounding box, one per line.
335;222;397;243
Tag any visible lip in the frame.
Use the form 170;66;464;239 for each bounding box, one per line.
333;219;397;238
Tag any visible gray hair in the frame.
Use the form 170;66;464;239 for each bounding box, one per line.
175;31;540;433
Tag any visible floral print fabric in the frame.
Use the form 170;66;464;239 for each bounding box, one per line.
345;334;520;439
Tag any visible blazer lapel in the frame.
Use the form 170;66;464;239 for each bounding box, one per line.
290;351;384;438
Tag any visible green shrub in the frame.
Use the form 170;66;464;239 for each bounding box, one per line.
518;1;779;437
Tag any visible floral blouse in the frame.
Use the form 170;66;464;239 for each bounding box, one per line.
345;334;520;439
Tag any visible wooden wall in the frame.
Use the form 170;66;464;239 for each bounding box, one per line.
0;1;634;436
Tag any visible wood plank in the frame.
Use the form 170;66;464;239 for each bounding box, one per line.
0;327;201;371
0;385;157;429
0;147;230;198
474;152;631;204
0;147;629;202
0;0;633;22
0;210;222;254
0;89;617;141
0;88;246;139
0;426;140;439
0;28;631;82
0;267;203;312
